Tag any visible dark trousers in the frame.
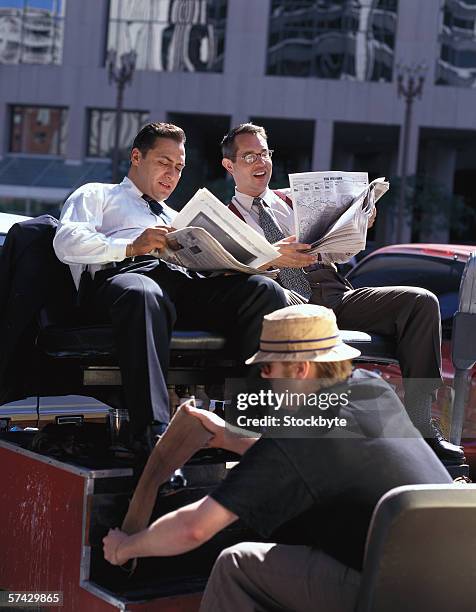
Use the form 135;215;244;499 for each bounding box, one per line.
82;259;287;435
200;542;360;612
308;269;442;387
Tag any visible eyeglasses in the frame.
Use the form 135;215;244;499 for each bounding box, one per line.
240;150;274;165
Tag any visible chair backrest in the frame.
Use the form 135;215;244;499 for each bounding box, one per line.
458;251;476;315
452;252;476;371
357;484;476;612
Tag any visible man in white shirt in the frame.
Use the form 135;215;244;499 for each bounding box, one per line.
219;122;463;462
53;122;287;449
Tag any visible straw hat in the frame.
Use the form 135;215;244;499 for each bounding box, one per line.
246;304;361;365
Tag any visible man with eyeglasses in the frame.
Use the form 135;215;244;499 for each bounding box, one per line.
220;122;464;463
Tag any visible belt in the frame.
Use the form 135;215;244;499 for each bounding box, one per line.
100;255;157;271
304;262;335;273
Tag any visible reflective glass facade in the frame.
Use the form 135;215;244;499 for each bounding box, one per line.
10;105;67;155
437;0;476;87
0;0;65;64
107;0;227;72
267;0;398;81
87;109;149;158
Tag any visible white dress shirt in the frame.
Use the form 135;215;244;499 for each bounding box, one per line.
230;187;296;237
231;187;334;265
53;176;176;289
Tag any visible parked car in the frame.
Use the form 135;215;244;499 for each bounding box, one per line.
338;240;377;275
346;243;476;440
0;212;110;427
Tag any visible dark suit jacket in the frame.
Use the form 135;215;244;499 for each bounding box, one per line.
0;215;79;404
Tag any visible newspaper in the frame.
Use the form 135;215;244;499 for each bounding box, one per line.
288;171;389;261
156;188;280;275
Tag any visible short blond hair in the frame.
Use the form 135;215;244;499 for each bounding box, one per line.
281;359;352;389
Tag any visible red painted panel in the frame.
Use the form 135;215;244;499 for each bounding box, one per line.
0;446;115;611
0;445;203;611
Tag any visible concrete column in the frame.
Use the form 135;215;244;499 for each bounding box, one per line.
224;0;270;77
151;109;167;123
65;105;85;163
311;120;333;171
222;112;250;186
230;112;250;129
0;103;7;159
394;0;441;88
375;149;400;247
394;121;420;243
397;118;419;180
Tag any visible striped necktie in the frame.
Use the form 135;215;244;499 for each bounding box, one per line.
253;197;311;300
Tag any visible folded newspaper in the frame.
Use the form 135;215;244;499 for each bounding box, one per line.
288;171;389;262
155;188;280;275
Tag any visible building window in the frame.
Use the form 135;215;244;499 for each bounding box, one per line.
106;0;227;73
437;0;476;87
266;0;398;81
250;117;315;187
0;0;66;64
87;109;149;159
166;112;231;208
10;106;67;155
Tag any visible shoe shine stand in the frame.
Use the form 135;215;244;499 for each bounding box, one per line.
0;423;248;611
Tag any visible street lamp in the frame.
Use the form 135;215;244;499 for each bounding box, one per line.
106;47;137;183
396;62;426;243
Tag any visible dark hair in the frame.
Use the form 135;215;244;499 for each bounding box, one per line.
131;122;186;157
221;123;268;160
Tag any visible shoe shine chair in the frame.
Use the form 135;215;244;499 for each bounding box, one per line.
358;255;476;611
449;252;476;446
356;484;476;612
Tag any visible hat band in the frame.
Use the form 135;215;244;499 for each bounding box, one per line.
258;343;340;354
260;334;338;346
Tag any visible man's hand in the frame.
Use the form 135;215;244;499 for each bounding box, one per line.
185;404;259;455
368;207;377;229
184;404;226;449
103;528;130;566
128;226;174;257
271;235;317;268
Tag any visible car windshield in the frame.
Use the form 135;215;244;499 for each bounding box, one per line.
347;253;465;322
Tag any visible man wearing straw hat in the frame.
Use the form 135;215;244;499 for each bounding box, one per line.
104;304;450;611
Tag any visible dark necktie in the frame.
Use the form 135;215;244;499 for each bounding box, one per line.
253;197;311;300
142;193;167;219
